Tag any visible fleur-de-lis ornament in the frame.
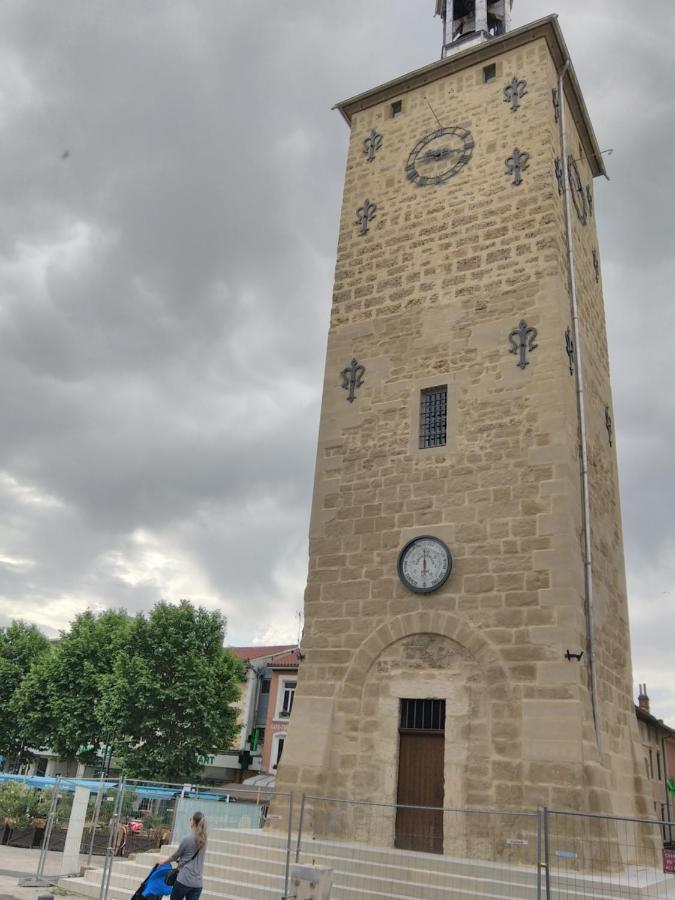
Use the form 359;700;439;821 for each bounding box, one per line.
509;320;538;370
565;327;575;375
363;129;383;163
341;358;366;403
552;88;561;122
356;199;377;235
504;76;527;112
505;148;529;186
605;406;613;447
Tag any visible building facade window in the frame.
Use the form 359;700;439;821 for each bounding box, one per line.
271;733;287;770
391;100;402;118
399;698;446;731
419;386;447;449
276;679;297;719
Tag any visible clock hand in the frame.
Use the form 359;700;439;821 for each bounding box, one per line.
419;146;462;163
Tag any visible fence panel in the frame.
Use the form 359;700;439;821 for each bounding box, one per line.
296;795;540;900
101;783;293;900
546;809;675;899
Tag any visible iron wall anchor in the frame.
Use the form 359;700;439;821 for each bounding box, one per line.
356;199;377;235
504;76;527;112
605;406;613;447
341;358;366;403
565;327;575;375
506;148;529;186
509;320;538;370
363;129;383;162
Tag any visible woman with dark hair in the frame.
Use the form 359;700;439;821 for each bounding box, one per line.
158;812;207;900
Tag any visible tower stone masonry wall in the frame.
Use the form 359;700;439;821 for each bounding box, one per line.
276;24;651;828
550;80;651;819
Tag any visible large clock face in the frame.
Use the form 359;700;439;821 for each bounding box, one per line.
405;127;474;186
397;535;453;594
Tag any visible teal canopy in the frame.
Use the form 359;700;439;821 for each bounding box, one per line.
0;773;221;801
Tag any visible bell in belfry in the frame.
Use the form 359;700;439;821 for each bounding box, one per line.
436;1;513;58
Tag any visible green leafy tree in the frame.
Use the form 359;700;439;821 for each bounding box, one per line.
0;621;51;761
11;609;132;763
98;601;245;782
0;782;50;827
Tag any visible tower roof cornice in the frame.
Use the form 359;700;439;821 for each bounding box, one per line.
334;15;606;179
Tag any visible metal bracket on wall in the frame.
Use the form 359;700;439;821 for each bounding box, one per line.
341;358;366;403
605;406;613;447
504;76;527;112
505;148;529;186
363;129;383;162
356;199;377;235
509;320;538;370
554;158;563;195
564;327;575;375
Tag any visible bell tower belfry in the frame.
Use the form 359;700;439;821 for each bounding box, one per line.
276;10;651;847
437;0;513;57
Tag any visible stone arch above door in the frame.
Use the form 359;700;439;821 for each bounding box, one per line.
327;612;517;811
337;610;512;703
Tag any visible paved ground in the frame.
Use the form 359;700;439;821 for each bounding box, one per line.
0;848;102;900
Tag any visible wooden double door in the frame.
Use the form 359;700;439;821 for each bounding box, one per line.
395;699;445;854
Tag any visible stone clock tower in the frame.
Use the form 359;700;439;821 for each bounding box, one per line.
277;5;650;846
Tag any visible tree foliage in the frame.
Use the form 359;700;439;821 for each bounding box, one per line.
0;782;50;826
7;601;244;782
11;609;132;762
98;601;245;782
0;621;51;759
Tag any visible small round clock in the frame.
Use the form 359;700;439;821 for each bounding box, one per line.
397;535;453;594
567;156;588;224
405;126;475;187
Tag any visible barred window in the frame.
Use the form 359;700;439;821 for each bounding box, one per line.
400;699;446;732
419;386;447;449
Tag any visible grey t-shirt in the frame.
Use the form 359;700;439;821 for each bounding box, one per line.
169;834;205;888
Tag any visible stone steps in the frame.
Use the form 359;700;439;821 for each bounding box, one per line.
57;827;675;900
70;860;537;900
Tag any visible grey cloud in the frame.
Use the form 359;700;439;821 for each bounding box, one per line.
0;1;674;712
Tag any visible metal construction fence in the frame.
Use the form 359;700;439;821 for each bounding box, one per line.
295;795;541;899
3;779;675;899
103;781;294;900
545;808;675;899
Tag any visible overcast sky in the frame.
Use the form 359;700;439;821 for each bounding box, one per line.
1;2;674;719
